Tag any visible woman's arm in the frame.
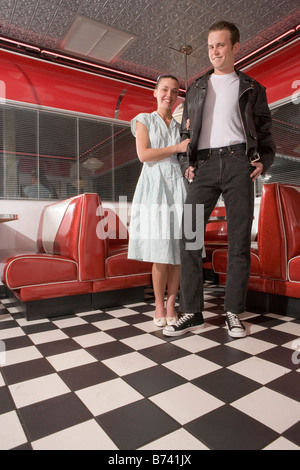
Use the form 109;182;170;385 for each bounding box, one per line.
136;121;190;163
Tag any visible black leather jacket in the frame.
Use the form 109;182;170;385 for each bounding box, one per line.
178;69;276;175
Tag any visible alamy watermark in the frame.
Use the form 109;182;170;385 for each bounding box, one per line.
0;80;5;103
96;197;205;251
291;339;300;366
0;340;6;366
292;80;300;105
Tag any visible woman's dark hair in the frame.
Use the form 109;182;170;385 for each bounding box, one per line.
208;21;240;46
155;74;180;89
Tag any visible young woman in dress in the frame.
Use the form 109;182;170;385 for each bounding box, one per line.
128;75;190;327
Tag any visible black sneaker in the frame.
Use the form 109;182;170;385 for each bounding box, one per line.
225;312;246;338
163;313;204;337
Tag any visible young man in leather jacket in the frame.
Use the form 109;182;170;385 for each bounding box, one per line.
163;21;276;338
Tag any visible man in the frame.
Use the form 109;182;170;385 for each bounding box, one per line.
163;21;276;338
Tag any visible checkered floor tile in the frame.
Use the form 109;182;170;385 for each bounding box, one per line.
0;286;299;450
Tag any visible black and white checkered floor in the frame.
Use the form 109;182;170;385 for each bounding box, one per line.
0;286;299;451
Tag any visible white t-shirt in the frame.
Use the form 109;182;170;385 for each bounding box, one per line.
198;72;246;150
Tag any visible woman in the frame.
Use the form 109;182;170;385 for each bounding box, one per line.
128;75;190;327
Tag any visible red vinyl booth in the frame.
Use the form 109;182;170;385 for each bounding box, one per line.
2;193;152;320
212;183;300;316
203;206;228;273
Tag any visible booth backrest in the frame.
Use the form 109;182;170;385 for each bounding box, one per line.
278;185;300;261
257;183;300;281
38;196;82;257
37;193;107;281
257;184;287;280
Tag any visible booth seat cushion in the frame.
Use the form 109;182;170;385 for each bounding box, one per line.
92;274;151;294
205;223;228;242
106;252;152;278
107;244;129;257
212;243;261;278
205;206;227;243
3;254;78;289
204;242;229;259
288;256;300;282
15;280;93;303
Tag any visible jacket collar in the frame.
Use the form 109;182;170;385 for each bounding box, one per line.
194;68;255;92
235;69;256;94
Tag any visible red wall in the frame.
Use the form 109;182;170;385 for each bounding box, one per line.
0;39;299;120
0;49;158;121
241;39;300;104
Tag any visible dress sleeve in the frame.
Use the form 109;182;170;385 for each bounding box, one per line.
131;113;150;137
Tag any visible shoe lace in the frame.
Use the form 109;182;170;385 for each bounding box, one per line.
227;312;242;328
175;314;194;326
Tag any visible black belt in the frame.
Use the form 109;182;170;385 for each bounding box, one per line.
197;143;247;160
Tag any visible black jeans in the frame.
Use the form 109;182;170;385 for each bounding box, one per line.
179;145;254;315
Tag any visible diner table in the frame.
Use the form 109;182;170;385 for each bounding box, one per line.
0;214;18;223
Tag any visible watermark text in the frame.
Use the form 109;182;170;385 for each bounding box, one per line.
0;340;6;366
96;198;204;251
291;339;300;365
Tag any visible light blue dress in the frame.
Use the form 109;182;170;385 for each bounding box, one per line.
128;111;187;265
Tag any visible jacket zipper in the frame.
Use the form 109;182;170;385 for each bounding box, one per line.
238;86;253;156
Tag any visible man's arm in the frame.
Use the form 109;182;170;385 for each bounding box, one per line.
254;86;276;174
